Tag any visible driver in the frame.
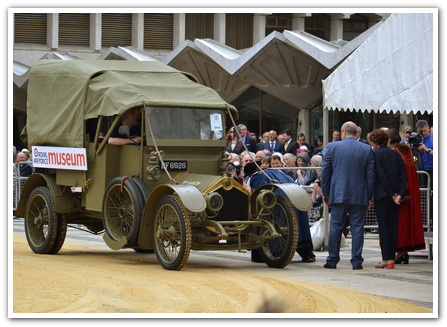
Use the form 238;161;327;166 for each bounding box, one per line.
108;107;142;145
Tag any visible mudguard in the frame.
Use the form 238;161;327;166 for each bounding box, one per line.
103;233;127;250
156;184;207;212
137;184;206;250
252;183;312;211
14;173;75;217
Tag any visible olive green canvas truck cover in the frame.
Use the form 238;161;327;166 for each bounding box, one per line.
25;59;237;148
18;59;311;271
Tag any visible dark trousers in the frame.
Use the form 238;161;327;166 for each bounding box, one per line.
327;204;366;267
374;197;400;261
296;209;315;259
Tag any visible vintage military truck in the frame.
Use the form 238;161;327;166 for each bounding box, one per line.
15;60;311;270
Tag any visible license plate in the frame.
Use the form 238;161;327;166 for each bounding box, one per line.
163;160;187;171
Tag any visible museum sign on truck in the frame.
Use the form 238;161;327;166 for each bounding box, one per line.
32;146;88;170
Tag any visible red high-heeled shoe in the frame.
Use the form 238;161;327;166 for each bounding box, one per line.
375;261;387;268
375;260;395;269
385;261;395;269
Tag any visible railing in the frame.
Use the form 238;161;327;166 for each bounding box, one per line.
12;161;33;211
269;166;431;232
13;162;432;233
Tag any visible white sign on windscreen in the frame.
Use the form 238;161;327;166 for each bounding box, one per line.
32;146;88;170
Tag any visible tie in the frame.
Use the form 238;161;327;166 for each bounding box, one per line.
284;142;288;151
270;142;275;152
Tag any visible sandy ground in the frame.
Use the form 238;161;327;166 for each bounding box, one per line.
12;235;432;316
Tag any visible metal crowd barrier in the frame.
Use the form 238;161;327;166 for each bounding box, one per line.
12;161;33;211
270;167;431;232
13;162;431;234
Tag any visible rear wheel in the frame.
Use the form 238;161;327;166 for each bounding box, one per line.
259;195;298;268
24;186;66;254
102;177;144;246
153;195;191;271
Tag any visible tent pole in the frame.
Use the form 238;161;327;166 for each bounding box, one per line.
323;107;329;250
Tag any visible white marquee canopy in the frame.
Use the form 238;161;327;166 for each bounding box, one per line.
322;12;434;115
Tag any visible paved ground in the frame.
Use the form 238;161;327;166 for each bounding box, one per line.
11;217;436;315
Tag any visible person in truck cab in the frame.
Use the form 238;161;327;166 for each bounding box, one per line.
108;107;142;145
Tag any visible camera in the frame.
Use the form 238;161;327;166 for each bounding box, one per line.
406;130;422;145
233;161;242;175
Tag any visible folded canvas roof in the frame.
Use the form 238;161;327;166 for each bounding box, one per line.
25;60;237;147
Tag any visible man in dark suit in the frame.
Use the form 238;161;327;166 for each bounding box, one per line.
260;130;285;154
16;151;33;177
282;129;300;154
297;133;315;157
356;126;369;144
321;121;375;270
237;124;258;153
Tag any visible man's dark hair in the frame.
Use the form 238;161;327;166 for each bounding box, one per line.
416;120;429;129
283;129;293;137
317;135;323;142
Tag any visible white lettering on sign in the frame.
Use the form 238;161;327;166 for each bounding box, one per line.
32;146;88;171
182;180;201;186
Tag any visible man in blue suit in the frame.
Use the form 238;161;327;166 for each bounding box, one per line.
321;121;375;270
260;130;285;154
244;162;316;263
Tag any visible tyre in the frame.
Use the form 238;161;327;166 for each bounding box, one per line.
48;213;67;254
24;186;66;254
129;176;149;202
102;177;144;246
133;248;154;253
153;195;191;271
259;195;299;268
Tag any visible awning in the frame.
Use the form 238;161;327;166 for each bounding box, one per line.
322;13;434;114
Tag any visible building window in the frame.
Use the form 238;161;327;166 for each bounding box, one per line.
185;13;214;40
59;13;90;46
225;13;253;49
305;13;331;41
266;13;292;35
144;13;174;50
14;13;47;44
102;13;132;47
343;14;369;41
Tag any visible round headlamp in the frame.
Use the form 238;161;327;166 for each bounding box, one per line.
256;190;276;210
225;162;236;175
205;192;224;212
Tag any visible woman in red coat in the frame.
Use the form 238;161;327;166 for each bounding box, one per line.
387;129;426;264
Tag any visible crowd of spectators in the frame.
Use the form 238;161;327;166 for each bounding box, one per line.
226;120;433;269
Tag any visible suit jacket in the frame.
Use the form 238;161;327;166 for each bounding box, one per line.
240;135;258;153
373;145;407;201
18;162;33;177
284;140;300;154
358;138;368;144
260;140;285;154
226;139;245;154
321;136;375;206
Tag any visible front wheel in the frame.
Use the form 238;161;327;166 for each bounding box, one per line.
259;195;299;268
153;195;191;271
24;186;67;254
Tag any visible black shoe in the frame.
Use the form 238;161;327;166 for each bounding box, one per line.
251;249;264;263
302;256;316;262
323;263;336;269
395;253;409;264
352;265;363;270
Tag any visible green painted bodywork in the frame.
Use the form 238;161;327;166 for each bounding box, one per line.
16;59;310;255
